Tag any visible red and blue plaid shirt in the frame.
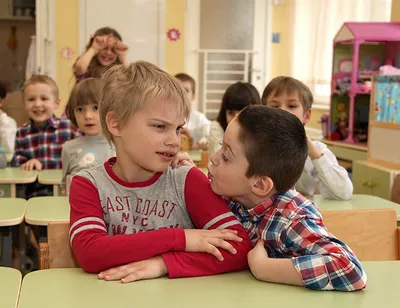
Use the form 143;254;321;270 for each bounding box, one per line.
226;190;367;291
11;116;80;169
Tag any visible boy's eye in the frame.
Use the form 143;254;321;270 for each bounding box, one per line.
76;107;83;112
154;124;165;129
41;97;49;101
221;152;228;162
93;105;99;111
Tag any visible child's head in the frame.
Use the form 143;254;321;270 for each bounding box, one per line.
85;27;123;77
100;61;191;174
65;78;102;136
262;76;313;125
208;105;308;209
0;81;8;108
217;82;260;131
175;73;195;102
22;75;60;126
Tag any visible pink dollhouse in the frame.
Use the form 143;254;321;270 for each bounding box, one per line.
330;22;400;145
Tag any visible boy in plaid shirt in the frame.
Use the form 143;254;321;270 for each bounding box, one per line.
174;105;367;291
11;75;80;198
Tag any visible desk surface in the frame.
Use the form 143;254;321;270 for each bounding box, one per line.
25;196;69;226
0;267;22;308
0;198;27;227
313;194;400;220
38;170;63;185
0;168;37;184
17;261;399;308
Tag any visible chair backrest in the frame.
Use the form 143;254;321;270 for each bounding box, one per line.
321;209;400;261
40;221;79;269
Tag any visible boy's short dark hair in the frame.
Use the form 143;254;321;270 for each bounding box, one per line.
237;105;308;192
0;81;8;99
261;76;313;112
65;78;101;127
175;73;196;94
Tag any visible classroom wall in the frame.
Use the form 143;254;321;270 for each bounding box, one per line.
53;0;186;114
54;0;79;116
391;0;400;21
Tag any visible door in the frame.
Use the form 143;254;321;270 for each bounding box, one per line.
185;0;271;116
78;0;165;67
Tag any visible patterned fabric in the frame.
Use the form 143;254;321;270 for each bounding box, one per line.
375;75;400;124
11;116;80;169
226;190;367;291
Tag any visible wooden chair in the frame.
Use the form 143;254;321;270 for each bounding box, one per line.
321;209;400;261
195;151;209;168
180;134;191;151
39;221;79;269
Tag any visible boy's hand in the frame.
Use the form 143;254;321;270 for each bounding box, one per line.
307;137;322;160
184;229;242;261
20;158;42;171
247;239;269;279
98;256;167;283
171;152;195;168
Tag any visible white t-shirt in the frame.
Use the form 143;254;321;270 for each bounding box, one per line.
185;109;210;144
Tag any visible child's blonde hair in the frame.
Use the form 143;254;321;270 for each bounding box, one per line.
261;76;313;112
22;74;59;99
65;78;101;127
99;61;191;143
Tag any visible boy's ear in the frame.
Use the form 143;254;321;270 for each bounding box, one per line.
303;108;312;125
251;176;274;198
55;99;61;110
106;112;121;137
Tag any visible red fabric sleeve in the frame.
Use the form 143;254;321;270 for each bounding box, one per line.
69;176;186;273
162;168;252;277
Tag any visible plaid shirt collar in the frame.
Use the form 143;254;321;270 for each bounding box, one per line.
28;115;59;132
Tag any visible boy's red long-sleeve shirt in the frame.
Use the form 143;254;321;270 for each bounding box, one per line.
69;158;252;277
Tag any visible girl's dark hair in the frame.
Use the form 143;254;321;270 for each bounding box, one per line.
65;78;101;127
216;82;261;131
75;27;123;78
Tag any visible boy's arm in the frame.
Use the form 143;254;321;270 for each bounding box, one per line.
309;142;353;200
249;217;367;291
69;175;187;273
11;129;28;167
161;168;252;278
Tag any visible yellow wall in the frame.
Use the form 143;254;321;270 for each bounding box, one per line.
54;0;79;116
391;0;400;21
165;0;185;75
270;0;293;78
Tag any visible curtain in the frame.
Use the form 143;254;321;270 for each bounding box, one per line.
291;0;392;106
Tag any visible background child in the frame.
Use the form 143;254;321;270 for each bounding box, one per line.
11;75;80;198
175;73;210;149
0;81;17;155
209;82;260;155
69;61;252;282
173;106;366;291
262;76;353;200
73;27;128;82
62;78;115;195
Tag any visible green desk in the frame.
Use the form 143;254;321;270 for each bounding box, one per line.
38;170;63;196
25;197;69;226
17;261;400;308
187;150;202;162
0;168;37;198
312;194;400;221
0;198;27;268
0;267;22;308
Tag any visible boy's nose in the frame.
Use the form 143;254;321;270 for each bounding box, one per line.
209;151;219;166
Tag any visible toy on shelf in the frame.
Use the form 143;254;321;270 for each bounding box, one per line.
329;22;400;144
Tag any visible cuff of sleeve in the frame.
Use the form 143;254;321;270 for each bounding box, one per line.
311;153;332;174
161;252;180;278
292;256;332;290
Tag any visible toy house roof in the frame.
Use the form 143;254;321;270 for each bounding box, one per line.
334;22;400;43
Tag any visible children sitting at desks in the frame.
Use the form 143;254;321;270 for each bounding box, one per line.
208;82;260;155
11;75;80;198
69;61;252;282
175;73;210;150
173;105;366;291
0;81;17;155
62;78;115;195
262;76;353;200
